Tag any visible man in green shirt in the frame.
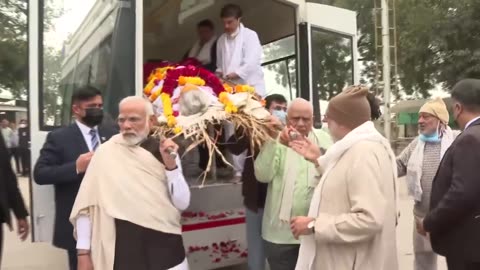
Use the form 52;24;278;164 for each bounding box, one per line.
254;98;332;270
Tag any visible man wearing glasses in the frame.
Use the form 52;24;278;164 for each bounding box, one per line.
254;98;332;270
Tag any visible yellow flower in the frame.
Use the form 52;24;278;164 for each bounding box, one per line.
235;85;245;93
234;85;255;93
160;92;169;100
149;89;161;102
144;80;156;95
178;76;205;86
245;85;255;93
223;84;233;93
178;76;187;86
167;115;176;127
173;126;183;134
219;92;229;103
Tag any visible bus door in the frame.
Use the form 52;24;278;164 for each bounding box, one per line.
296;3;359;127
29;0;137;242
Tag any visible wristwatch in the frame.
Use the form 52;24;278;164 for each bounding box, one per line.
307;219;316;233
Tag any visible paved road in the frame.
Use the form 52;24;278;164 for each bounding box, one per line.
1;177;447;270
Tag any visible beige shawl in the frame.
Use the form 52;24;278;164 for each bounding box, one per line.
296;121;398;270
69;134;181;270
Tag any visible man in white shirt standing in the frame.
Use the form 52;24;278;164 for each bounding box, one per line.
216;4;266;181
216;4;265;97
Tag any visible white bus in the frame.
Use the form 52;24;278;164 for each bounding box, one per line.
28;0;358;268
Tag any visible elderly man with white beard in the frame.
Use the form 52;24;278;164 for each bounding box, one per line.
71;96;190;270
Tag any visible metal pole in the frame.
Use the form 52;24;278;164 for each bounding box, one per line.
381;0;391;140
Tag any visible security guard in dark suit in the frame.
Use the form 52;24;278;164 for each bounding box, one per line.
34;86;117;270
0;130;29;266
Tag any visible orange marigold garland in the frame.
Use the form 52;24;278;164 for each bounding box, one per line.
144;62;260;134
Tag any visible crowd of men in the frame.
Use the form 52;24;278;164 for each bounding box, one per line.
1;3;480;270
1;118;30;176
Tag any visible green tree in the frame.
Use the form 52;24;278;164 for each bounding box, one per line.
330;0;480;98
0;0;28;98
1;0;64;125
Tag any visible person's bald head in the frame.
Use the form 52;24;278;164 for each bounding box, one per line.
118;96;155;145
287;98;314;136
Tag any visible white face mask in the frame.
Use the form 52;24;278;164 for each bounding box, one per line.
19;124;27;128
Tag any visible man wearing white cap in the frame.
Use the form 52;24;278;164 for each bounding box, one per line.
397;97;460;270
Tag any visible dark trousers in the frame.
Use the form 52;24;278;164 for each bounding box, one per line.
198;144;227;170
264;240;300;270
9;148;20;173
19;148;30;175
113;219;185;270
67;248;78;270
446;257;480;270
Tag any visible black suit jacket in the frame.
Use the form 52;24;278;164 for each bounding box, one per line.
0;132;28;226
33;123;116;250
424;118;480;262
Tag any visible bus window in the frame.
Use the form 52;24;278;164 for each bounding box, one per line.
311;27;354;103
89;36;113;92
59;71;75;126
262;36;297;100
40;0;97;129
74;55;93;89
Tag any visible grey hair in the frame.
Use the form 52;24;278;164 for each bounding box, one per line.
288;98;313;113
119;96;154;116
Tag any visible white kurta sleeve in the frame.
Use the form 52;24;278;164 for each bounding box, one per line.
76;215;92;250
216;37;223;74
236;31;262;82
165;156;191;211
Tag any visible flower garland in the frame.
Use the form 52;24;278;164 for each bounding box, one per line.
178;76;205;86
161;65;224;97
143;61;258;133
219;84;256;114
219;92;238;113
144;66;175;96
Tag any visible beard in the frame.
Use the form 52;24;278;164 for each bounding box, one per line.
121;124;150;146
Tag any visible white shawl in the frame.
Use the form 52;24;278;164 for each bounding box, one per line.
188;36;217;65
70;134;181;270
296;121;398;270
406;127;458;201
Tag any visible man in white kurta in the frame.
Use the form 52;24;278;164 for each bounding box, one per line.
216;4;266;180
71;97;190;270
